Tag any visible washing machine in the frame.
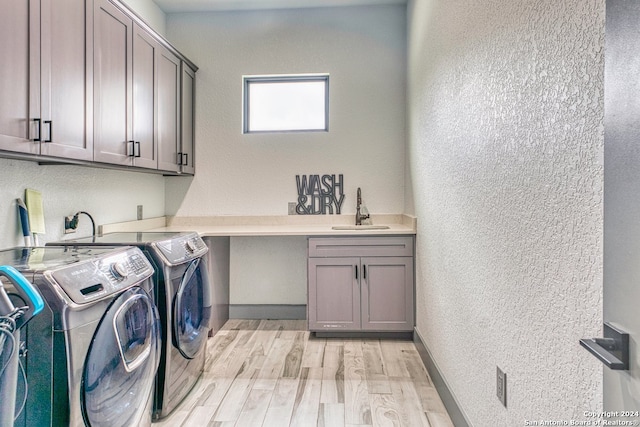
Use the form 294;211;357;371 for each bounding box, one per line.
0;246;161;427
49;232;211;419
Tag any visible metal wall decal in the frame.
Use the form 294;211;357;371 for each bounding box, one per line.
296;174;345;215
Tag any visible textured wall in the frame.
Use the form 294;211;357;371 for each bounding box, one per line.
0;158;165;249
406;0;604;424
165;6;406;305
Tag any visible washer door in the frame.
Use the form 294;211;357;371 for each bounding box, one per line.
173;258;211;359
82;287;160;427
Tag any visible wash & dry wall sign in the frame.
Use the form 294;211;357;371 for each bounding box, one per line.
296;174;345;214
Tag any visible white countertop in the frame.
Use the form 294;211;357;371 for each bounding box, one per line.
99;214;417;237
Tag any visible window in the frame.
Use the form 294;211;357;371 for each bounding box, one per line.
243;74;329;133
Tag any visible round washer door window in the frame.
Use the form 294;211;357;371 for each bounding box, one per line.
174;258;211;359
82;287;160;427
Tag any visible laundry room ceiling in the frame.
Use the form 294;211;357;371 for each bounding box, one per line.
153;0;407;13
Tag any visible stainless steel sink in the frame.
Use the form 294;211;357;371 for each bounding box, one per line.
331;225;390;230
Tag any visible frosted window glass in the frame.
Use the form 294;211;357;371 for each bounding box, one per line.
244;76;328;133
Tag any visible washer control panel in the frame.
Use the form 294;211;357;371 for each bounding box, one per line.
152;233;208;266
50;247;154;305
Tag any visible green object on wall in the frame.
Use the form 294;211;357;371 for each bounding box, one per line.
25;189;45;235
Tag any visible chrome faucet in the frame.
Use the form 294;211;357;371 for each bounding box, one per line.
355;187;370;225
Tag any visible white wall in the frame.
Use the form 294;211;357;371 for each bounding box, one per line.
407;0;604;425
165;5;406;305
0;158;165;249
230;236;307;304
165;5;406;217
121;0;167;35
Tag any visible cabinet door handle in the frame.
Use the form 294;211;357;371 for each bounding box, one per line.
183;153;188;166
135;141;141;158
128;140;135;157
177;152;183;165
363;265;367;279
43;120;52;142
32;118;41;142
355;265;358;280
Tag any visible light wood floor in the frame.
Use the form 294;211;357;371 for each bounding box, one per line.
153;319;454;427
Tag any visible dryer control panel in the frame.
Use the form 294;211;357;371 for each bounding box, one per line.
49;247;154;306
152;233;208;266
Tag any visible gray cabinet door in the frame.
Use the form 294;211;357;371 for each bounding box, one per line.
0;0;39;154
132;24;157;169
39;0;93;160
93;0;133;166
0;0;91;160
180;64;196;175
361;257;414;331
308;257;361;331
157;47;181;173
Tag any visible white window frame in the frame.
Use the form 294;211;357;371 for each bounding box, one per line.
242;74;330;134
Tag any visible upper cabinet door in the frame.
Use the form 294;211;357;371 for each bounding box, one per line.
39;0;93;160
157;47;181;173
93;0;133;166
132;24;158;169
0;0;40;154
180;64;196;175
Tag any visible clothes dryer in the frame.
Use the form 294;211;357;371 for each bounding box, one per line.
0;246;160;427
49;232;211;419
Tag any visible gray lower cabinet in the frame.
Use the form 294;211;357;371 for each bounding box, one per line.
308;236;415;332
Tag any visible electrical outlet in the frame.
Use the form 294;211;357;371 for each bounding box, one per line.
496;366;507;407
64;216;76;234
137;205;143;220
288;202;297;215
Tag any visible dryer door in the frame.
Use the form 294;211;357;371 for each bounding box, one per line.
173;258;211;359
82;287;160;427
